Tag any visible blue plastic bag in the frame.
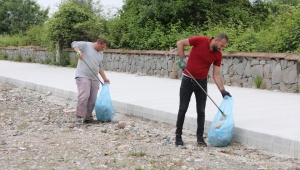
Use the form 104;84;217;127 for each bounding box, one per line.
95;83;115;122
208;96;234;147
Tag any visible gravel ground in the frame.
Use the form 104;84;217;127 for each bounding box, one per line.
0;82;299;170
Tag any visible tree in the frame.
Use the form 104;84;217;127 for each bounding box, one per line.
270;0;299;6
60;0;104;16
46;1;105;64
0;0;49;35
105;0;272;50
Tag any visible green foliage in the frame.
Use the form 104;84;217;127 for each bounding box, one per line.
25;56;33;63
46;2;105;51
0;34;26;46
129;151;147;157
0;52;8;60
60;0;104;17
0;24;48;47
254;76;263;88
271;0;300;6
57;51;70;67
45;57;52;65
13;55;22;62
0;0;49;35
260;81;266;89
23;24;49;47
68;56;78;68
105;0;272;50
2;0;300;55
293;86;299;93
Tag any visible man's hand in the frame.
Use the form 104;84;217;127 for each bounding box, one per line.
76;51;83;60
221;89;231;98
103;78;110;84
178;58;186;71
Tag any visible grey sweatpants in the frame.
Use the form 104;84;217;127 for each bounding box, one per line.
76;77;100;120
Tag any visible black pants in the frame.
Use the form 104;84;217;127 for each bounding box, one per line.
175;75;207;140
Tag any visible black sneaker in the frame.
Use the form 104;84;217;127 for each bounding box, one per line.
83;119;99;124
197;139;207;147
175;135;184;146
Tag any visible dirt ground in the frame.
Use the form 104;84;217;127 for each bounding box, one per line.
0;82;299;170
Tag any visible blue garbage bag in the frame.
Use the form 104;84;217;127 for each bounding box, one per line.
208;96;234;147
95;83;115;122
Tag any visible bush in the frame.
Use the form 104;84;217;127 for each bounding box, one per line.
293;86;299;93
68;57;78;68
13;55;22;62
0;52;8;60
260;81;266;89
25;56;33;63
254;76;263;88
57;51;70;67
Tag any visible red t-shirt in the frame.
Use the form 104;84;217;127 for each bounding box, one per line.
183;36;222;79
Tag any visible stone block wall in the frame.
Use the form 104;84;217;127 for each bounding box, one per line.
1;47;300;93
0;46;51;63
212;54;300;92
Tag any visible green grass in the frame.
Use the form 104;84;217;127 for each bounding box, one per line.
129;151;147;157
25;56;33;63
0;52;8;60
13;55;22;62
254;76;263;88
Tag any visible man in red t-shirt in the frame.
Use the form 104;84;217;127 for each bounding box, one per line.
175;33;231;147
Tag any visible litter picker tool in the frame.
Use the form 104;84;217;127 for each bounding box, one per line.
185;69;227;118
176;60;227;118
76;52;104;85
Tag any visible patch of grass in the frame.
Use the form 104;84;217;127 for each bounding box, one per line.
129;151;137;156
13;55;22;62
129;151;147;157
0;52;8;60
260;80;266;89
254;76;263;88
3;114;10;120
135;168;143;170
18;122;29;130
294;86;299;93
58;51;70;66
68;57;78;68
64;158;70;163
139;151;147;157
39;59;45;64
149;159;156;164
45;57;52;65
25;56;33;63
221;150;232;154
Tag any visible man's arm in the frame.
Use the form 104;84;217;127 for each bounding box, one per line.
176;39;190;59
71;41;85;60
213;65;224;91
99;68;110;83
213;65;231;98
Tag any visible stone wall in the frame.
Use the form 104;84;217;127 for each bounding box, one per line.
1;47;299;93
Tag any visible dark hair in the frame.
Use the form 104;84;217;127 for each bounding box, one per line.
215;33;228;42
96;38;108;44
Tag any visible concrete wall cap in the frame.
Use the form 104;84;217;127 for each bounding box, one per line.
1;47;299;60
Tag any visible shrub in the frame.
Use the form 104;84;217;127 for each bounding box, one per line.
25;56;33;63
13;55;22;62
260;81;266;89
294;86;299;93
69;57;78;68
0;52;8;60
254;76;263;88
